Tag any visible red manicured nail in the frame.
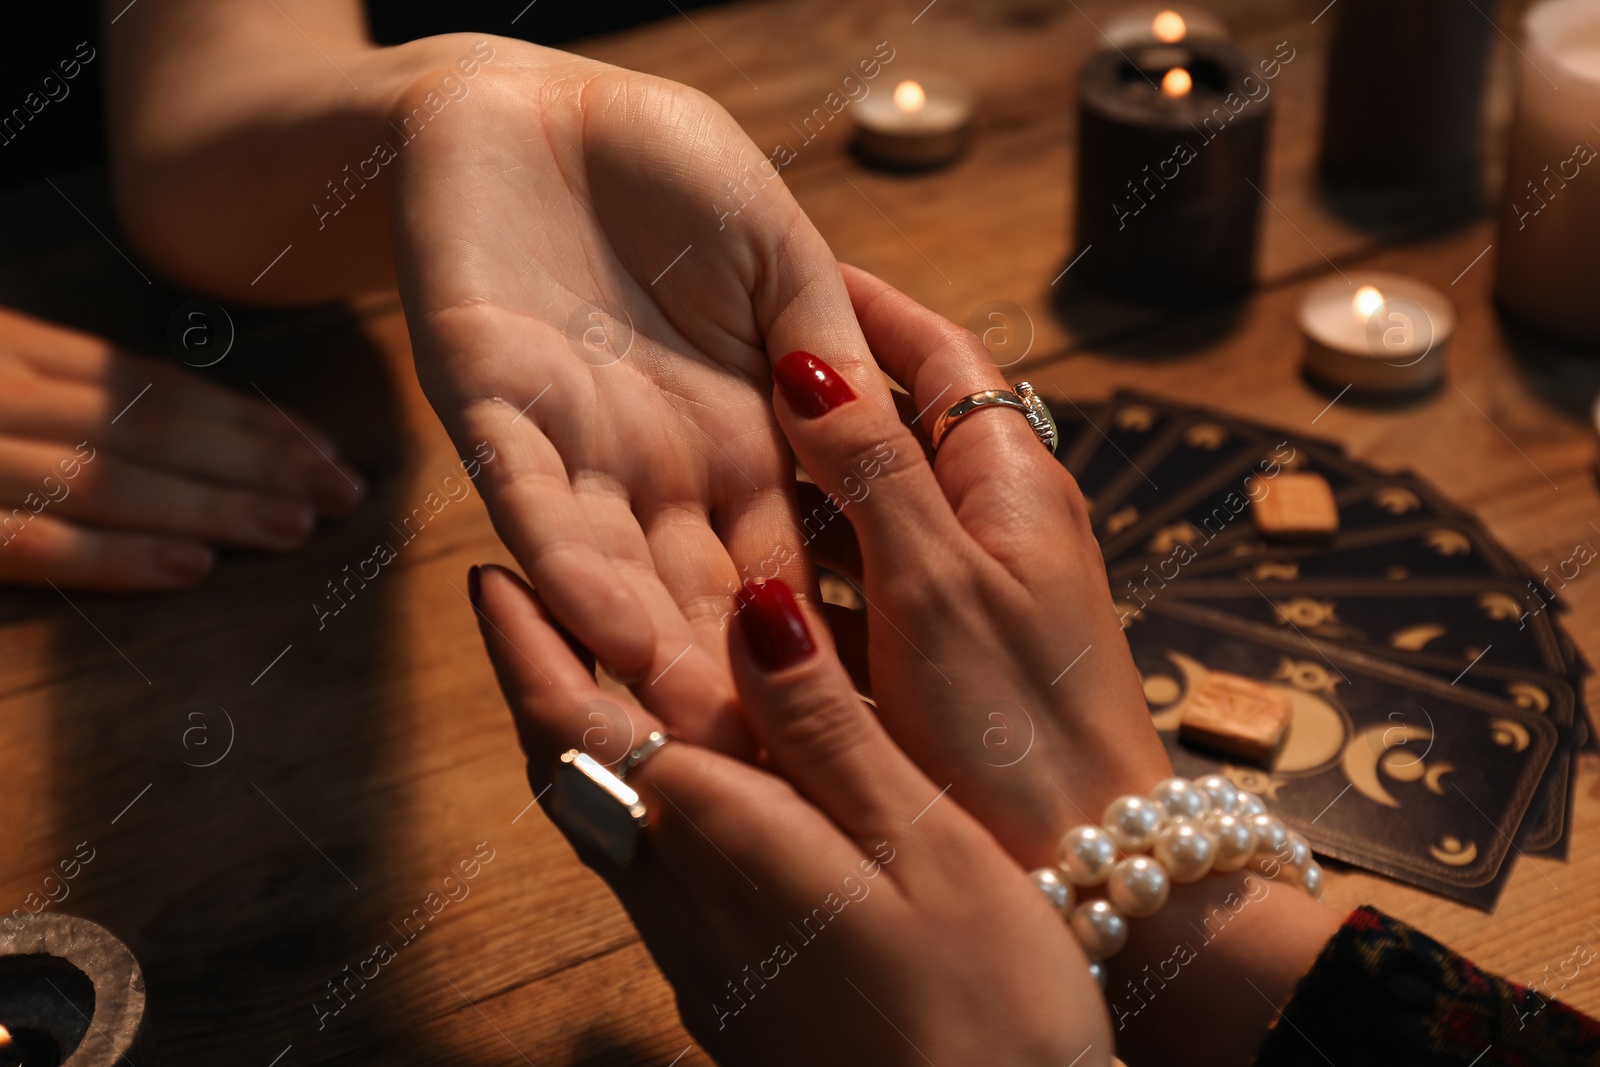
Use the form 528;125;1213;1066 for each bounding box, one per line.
774;351;856;418
737;578;815;671
467;565;483;610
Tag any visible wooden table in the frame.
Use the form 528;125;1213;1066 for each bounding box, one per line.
3;0;1597;1063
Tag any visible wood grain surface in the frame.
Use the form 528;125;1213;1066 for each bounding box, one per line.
1;0;1596;1064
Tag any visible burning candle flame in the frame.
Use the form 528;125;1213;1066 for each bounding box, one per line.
0;1023;12;1048
1353;285;1385;319
893;80;927;113
1161;68;1193;98
1152;10;1188;43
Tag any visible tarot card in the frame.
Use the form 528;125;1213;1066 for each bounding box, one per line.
1147;577;1568;676
1159;519;1534;585
1097;435;1380;565
1054;395;1178;504
1124;599;1557;909
1090;412;1269;545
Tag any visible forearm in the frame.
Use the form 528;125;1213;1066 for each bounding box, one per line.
102;1;496;303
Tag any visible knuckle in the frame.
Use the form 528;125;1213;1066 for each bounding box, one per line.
770;686;873;765
827;422;917;497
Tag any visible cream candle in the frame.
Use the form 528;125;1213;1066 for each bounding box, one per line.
1495;0;1600;347
1299;273;1454;396
851;74;974;170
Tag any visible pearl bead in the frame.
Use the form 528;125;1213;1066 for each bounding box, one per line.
1205;812;1257;872
1029;867;1076;916
1249;813;1289;858
1153;822;1216;883
1194;774;1241;815
1087;961;1108;991
1237;792;1268;818
1150;777;1211;822
1286;833;1313;878
1059;825;1119;886
1102;795;1166;853
1302;862;1324;899
1108;855;1171;917
1070;899;1129;960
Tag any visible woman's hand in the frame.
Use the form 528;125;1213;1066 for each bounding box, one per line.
471;562;1113;1067
0;308;363;590
389;42;894;753
766;269;1342;1066
770;265;1173;868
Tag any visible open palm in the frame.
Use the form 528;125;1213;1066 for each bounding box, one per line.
389;44;891;754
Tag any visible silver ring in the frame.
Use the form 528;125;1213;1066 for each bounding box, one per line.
617;731;675;779
930;381;1057;455
550;731;677;866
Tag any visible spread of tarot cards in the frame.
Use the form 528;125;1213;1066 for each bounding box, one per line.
1050;390;1592;910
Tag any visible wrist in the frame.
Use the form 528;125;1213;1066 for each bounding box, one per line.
1036;776;1345;1067
1106;866;1342;1066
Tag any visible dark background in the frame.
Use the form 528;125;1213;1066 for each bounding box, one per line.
0;1;725;186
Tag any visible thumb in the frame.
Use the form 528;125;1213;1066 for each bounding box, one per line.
728;577;938;848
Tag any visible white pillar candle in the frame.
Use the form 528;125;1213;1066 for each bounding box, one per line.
1494;0;1600;347
1099;5;1229;48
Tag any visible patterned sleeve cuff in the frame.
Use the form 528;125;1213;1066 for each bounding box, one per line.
1252;906;1600;1067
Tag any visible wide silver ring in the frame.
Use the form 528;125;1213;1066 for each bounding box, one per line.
550;731;677;866
930;381;1058;455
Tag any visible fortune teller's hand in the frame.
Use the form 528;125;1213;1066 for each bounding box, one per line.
764;267;1342;1067
765;266;1173;868
470;562;1114;1067
0;308;363;591
388;42;905;755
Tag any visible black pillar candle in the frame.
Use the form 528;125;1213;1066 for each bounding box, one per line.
1319;0;1498;189
1072;39;1279;307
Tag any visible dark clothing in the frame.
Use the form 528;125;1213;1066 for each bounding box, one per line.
1255;907;1600;1066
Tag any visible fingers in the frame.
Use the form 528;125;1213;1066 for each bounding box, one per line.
728;577;938;845
841;264;1039;460
472;562;872;915
0;510;213;591
470;563;663;772
771;350;969;570
1;314;361;505
0;439;319;552
840;264;1089;570
474;429;659;683
0;371;364;515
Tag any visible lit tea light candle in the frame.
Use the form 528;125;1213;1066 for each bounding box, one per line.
1101;5;1230;48
851;74;974;170
1299;273;1454;397
1072;35;1277;305
1495;0;1600;347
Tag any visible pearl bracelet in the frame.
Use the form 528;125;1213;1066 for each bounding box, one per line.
1028;775;1322;990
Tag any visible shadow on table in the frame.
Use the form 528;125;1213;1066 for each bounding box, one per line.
1497;307;1600;425
0;170;432;1064
1048;271;1250;360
